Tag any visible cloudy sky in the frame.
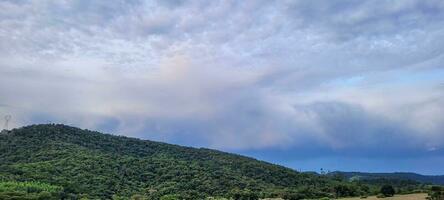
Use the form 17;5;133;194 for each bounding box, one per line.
1;0;444;174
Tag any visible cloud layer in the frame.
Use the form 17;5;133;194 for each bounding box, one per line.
1;0;444;173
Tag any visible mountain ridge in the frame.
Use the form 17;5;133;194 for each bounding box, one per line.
330;171;444;185
0;124;434;199
0;124;330;199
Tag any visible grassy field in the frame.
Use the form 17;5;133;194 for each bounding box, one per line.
340;193;428;200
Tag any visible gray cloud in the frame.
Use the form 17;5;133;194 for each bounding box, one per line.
0;0;444;164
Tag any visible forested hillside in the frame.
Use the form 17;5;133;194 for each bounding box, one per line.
331;172;444;185
0;125;426;199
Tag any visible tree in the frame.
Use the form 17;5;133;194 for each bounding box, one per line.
230;189;259;200
429;186;444;200
282;191;304;200
334;184;351;197
131;194;147;200
380;185;395;197
160;194;180;200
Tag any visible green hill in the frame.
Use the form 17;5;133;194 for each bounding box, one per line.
0;124;338;199
330;171;444;185
0;124;430;199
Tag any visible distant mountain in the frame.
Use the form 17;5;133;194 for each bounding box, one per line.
330;171;444;185
0;124;340;199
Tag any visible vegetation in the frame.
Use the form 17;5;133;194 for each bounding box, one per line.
358;178;425;194
380;185;395;197
340;193;428;200
0;181;63;199
331;172;444;185
0;124;430;199
428;186;444;200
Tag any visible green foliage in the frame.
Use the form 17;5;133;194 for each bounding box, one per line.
159;194;181;200
331;171;444;185
0;181;63;199
1;124;332;199
333;183;360;197
380;185;395;197
282;191;304;200
230;189;259;200
428;186;444;200
0;124;429;199
332;171;425;196
205;197;229;200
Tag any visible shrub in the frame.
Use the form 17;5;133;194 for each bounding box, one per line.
282;192;304;200
0;181;63;200
230;189;259;200
380;185;395;197
428;186;444;200
160;194;181;200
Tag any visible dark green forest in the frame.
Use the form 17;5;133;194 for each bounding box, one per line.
0;125;430;199
329;171;444;185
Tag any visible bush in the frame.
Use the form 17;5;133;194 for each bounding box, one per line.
380;185;395;197
230;189;259;200
0;181;63;200
428;186;444;200
160;194;181;200
131;194;147;200
282;192;304;200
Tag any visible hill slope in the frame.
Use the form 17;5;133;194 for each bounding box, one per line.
0;124;334;199
331;171;444;185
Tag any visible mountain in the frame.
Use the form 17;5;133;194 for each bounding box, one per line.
330;171;444;185
0;124;339;199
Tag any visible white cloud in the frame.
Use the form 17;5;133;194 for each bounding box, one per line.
0;0;443;155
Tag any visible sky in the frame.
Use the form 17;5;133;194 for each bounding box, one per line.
0;0;444;175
